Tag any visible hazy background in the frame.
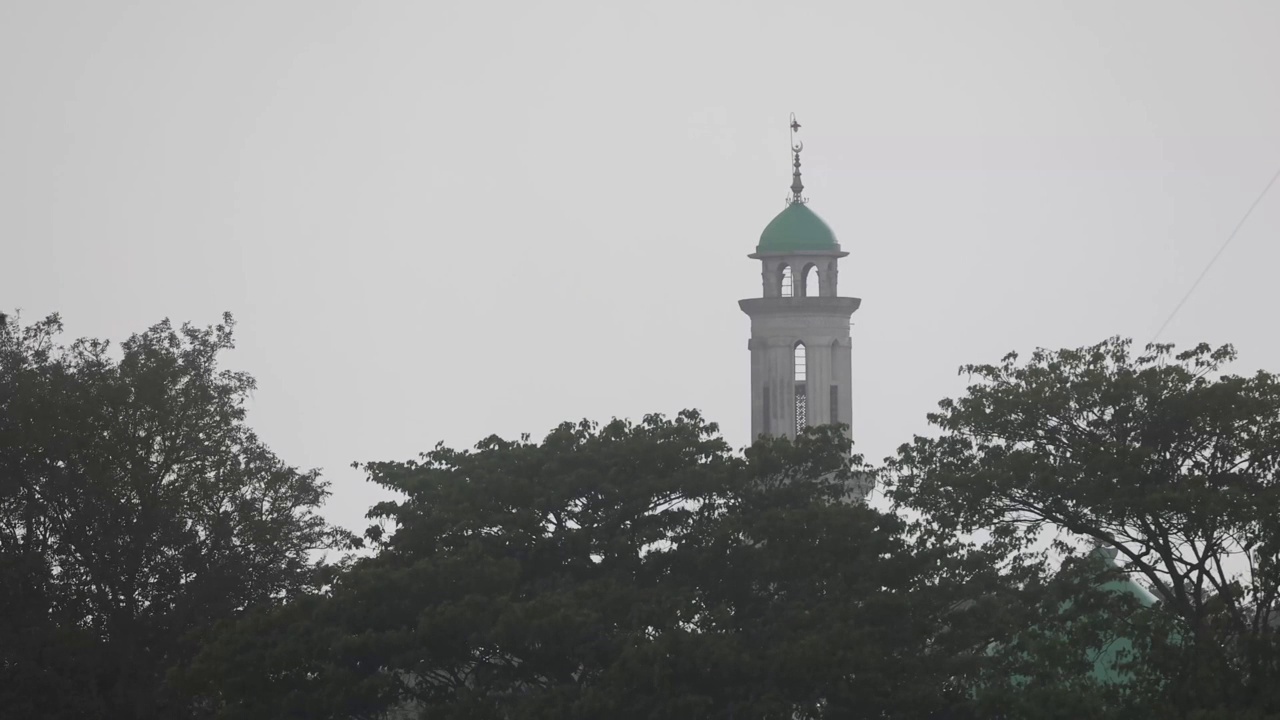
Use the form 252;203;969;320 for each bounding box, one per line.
4;1;1279;534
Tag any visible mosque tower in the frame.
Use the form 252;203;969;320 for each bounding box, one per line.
740;116;861;441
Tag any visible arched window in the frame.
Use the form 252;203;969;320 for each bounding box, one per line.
802;264;819;297
830;339;841;424
794;341;807;434
780;265;793;298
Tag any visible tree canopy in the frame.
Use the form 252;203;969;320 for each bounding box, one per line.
888;337;1280;718
7;315;1279;719
190;414;1039;719
0;312;351;719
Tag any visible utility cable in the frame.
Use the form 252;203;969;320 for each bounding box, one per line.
1150;164;1280;343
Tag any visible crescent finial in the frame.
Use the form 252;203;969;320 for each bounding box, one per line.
788;113;806;204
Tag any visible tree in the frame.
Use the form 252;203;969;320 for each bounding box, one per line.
887;337;1280;717
0;312;351;719
192;415;1022;719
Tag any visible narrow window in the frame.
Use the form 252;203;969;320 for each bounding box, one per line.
780;265;793;298
762;385;771;435
830;384;839;424
794;342;807;434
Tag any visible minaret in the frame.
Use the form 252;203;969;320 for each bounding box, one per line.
740;116;861;441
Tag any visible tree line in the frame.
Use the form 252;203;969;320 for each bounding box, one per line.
3;311;1279;719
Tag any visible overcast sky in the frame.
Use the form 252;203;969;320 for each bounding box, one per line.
4;1;1279;534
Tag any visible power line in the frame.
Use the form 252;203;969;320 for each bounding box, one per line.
1150;164;1280;343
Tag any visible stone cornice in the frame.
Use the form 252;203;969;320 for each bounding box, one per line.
739;297;862;318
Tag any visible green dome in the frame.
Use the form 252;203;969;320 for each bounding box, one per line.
757;202;840;253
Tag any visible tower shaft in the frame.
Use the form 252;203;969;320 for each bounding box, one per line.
741;266;859;440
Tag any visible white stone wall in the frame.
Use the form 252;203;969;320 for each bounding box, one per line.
740;248;861;443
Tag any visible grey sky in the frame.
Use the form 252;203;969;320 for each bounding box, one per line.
4;1;1279;534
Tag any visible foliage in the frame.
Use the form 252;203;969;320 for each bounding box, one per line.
12;315;1259;717
0;312;351;719
193;415;1024;719
887;337;1280;717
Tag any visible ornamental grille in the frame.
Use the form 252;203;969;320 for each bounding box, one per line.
795;383;807;435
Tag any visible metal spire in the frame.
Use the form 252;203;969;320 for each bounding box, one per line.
789;113;806;204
